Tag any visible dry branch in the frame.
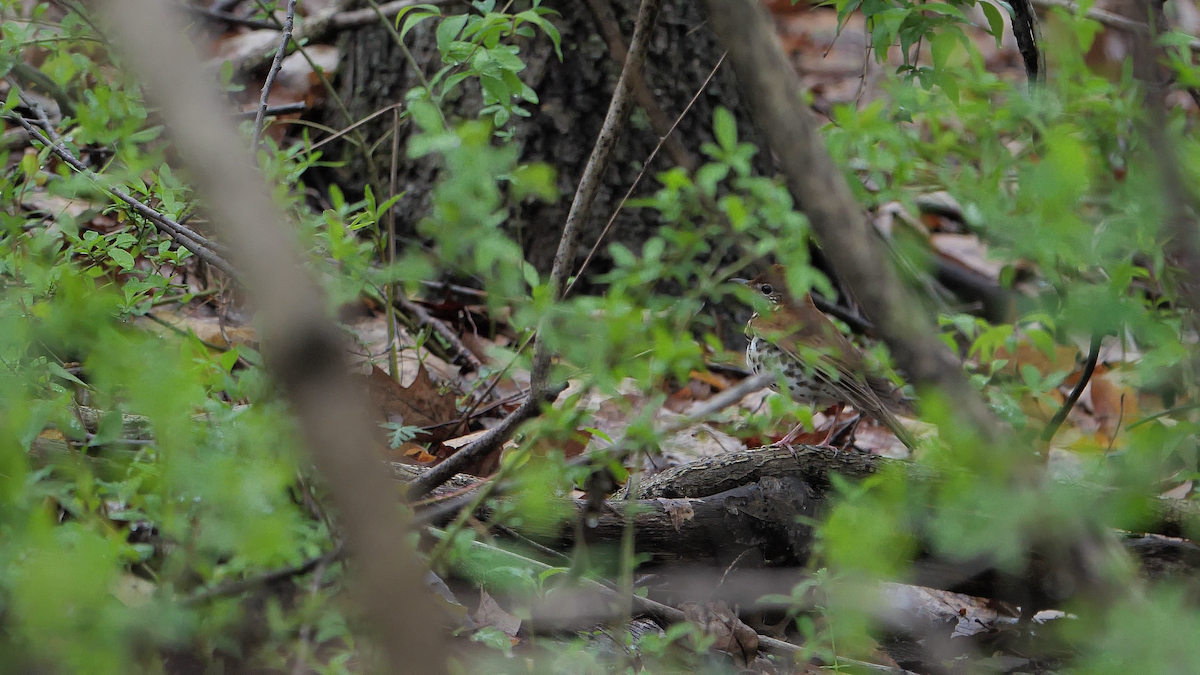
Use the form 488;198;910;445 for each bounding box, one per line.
250;0;297;149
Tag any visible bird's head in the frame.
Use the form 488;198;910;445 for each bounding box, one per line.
732;266;786;306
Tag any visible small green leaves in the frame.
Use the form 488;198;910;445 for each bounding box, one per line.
980;1;1005;48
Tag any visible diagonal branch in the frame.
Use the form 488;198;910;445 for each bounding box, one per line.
100;0;447;669
696;0;1005;442
250;0;298;150
5;104;237;277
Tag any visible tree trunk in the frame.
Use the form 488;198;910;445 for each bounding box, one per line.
333;0;767;315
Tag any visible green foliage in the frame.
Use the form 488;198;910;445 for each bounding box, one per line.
396;0;560;135
5;0;1200;669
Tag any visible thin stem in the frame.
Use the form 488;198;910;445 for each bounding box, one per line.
386;107;402;380
251;0;297;151
1040;335;1102;445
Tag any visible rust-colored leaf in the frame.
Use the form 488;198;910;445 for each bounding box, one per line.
366;364;458;443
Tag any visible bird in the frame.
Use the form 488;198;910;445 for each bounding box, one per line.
735;266;917;451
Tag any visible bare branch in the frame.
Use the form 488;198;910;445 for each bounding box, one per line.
5;104;237;276
250;0;297;150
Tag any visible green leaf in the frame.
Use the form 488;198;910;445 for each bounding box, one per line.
48;362;86;386
981;1;1005;48
508;163;558;202
3;86;19;113
871;7;909;56
436;14;470;61
930;30;958;70
713;106;737;153
109;248;135;270
917;3;965;17
395;5;441;36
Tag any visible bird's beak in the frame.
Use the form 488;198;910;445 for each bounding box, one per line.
729;277;751;286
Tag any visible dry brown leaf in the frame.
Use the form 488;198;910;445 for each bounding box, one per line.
22;190;101;220
398;442;436;464
366;364;458;442
1086;370;1137;437
442;427;489;449
473;589;521;639
931;233;1005;281
690;369;732;391
37;428;66;442
140;312;259;350
994;340;1079;379
681;601;759;666
656;497;695;532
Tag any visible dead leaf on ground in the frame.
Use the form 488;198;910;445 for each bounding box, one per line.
473;589;521;640
994;339;1079;380
680;600;759;666
366;364;458;443
384;441;435;464
138;312;259;350
931;233;1005;281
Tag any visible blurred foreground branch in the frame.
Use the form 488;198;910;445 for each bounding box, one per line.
100;0;446;669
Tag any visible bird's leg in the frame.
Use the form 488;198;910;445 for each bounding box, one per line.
837;412;864;451
816;404;845;448
777;421;807;447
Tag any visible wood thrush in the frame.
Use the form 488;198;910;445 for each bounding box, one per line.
737;266;917;450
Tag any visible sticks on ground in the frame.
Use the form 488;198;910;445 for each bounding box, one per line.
394;294;484;372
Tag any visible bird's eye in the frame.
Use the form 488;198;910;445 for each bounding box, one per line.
759;283;773;296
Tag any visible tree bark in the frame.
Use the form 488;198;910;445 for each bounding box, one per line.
333;0;766;341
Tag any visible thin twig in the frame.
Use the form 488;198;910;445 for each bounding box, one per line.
1040;334;1101;445
185;544;344;604
1029;0;1200;52
181;4;276;29
394;295;484;371
442;335;534;440
15;91;233;258
386;108;402;380
233;102;307;119
564;53;725;297
251;0;297;151
301;102;402;154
